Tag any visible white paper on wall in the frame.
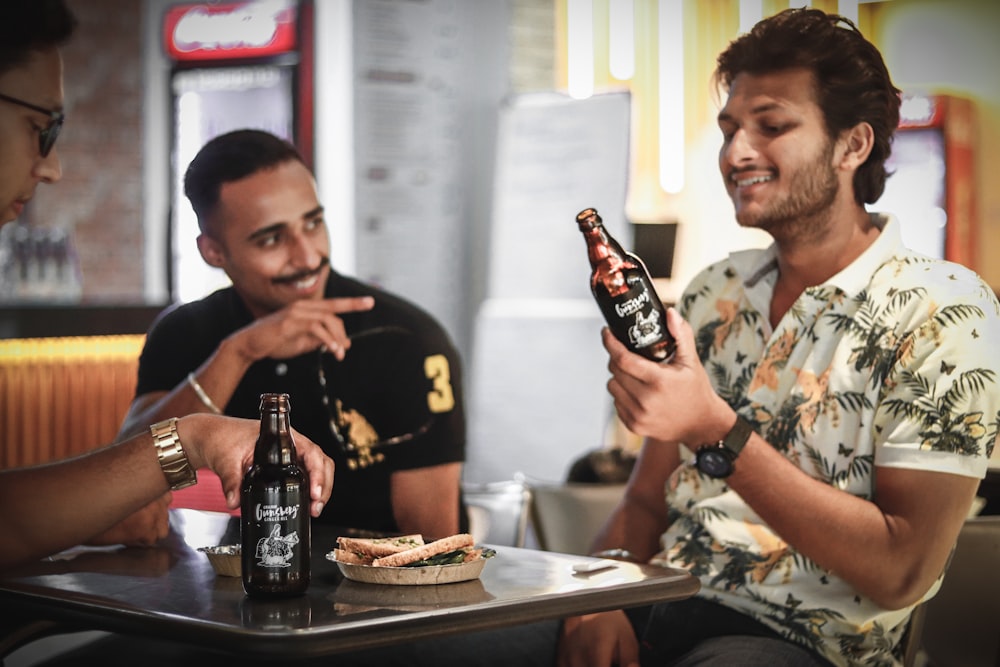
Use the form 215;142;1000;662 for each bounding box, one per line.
466;91;631;485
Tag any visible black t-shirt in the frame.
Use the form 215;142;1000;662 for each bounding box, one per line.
136;271;467;533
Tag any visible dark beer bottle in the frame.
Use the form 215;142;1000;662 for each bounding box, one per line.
575;207;676;362
241;393;311;597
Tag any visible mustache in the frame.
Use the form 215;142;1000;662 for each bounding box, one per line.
272;256;330;285
729;166;774;180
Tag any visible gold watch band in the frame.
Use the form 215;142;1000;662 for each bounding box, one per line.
150;417;197;490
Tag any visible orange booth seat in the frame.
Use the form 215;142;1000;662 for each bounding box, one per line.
0;334;236;515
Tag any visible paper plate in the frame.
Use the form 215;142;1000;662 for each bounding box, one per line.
333;577;494;614
326;552;488;585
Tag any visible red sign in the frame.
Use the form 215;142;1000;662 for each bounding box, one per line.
164;1;298;61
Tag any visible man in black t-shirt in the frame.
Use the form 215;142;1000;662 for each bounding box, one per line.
115;129;467;537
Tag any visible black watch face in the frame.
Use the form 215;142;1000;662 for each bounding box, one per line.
696;448;733;478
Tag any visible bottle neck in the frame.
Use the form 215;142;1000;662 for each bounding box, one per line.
581;222;626;266
256;409;296;466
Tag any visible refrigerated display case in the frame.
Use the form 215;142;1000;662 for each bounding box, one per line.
161;0;313;303
875;93;977;270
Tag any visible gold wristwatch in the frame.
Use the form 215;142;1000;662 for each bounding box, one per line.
150;418;197;490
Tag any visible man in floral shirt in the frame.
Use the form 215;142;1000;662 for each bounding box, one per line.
558;8;1000;667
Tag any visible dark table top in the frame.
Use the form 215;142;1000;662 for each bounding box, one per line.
0;509;699;659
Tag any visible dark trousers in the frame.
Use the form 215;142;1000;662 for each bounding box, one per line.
627;598;835;667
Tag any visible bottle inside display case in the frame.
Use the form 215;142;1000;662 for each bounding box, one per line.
0;222;82;303
874;93;977;270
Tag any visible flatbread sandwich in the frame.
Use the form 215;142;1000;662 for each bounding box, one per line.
334;533;491;568
332;534;424;565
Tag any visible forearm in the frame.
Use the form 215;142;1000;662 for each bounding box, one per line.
589;498;667;561
396;503;459;538
729;434;978;609
118;336;254;439
590;438;676;561
1;414;332;572
392;463;462;537
0;432;170;569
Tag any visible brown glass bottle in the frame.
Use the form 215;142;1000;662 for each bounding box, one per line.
241;393;311;597
575;207;676;361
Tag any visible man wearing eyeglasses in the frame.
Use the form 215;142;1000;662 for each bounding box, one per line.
0;0;336;574
0;25;65;223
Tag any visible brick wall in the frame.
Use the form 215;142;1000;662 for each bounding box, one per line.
27;0;145;303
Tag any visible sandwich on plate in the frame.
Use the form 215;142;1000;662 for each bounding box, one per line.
333;533;493;568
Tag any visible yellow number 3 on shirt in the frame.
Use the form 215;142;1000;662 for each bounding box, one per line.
424;354;455;413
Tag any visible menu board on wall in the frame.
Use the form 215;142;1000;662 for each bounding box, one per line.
486;91;631;301
352;0;472;340
463;92;633;485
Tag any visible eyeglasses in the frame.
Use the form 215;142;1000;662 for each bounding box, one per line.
317;326;436;468
0;92;65;157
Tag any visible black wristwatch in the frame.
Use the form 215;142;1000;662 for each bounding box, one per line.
695;416;754;478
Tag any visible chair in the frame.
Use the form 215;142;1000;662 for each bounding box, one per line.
908;515;1000;667
0;335;144;469
462;478;531;547
528;481;626;555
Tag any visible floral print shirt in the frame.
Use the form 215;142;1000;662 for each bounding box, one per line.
654;214;1000;667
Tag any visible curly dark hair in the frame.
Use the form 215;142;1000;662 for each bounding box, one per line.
714;8;901;206
0;0;77;76
183;129;306;233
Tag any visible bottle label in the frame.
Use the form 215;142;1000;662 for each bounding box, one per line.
614;289;650;318
626;308;664;350
252;502;302;569
601;276;666;352
254;502;300;522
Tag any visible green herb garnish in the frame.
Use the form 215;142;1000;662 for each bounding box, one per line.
402;547;497;568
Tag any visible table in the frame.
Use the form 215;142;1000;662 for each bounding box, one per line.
0;509;698;659
978;458;1000;515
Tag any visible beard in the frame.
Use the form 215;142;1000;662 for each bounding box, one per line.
735;140;840;245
